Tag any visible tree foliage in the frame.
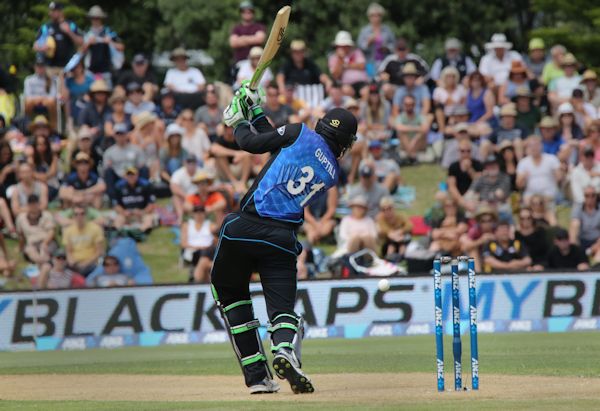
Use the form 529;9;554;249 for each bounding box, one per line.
0;0;596;83
532;0;600;68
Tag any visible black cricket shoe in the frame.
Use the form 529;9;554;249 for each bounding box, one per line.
272;349;315;394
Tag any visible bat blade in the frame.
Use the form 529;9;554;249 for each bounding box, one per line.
249;5;291;90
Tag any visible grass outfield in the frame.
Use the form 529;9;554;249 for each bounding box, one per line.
0;332;598;409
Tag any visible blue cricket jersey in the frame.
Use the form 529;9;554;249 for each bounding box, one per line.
241;124;339;223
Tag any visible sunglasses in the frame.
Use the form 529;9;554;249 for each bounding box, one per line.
460;149;471;153
585;193;597;198
182;117;193;121
519;215;532;221
55;255;66;260
74;212;86;217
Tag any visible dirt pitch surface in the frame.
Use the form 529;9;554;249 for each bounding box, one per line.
0;373;598;404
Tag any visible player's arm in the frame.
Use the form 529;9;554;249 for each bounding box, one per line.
234;122;302;154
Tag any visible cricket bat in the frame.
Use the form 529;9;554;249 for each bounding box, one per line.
249;5;291;90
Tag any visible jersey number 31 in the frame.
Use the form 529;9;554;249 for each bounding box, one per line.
286;166;325;207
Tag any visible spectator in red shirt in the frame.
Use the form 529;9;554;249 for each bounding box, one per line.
229;1;266;63
185;170;227;225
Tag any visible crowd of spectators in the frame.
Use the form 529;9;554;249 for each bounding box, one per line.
0;1;599;289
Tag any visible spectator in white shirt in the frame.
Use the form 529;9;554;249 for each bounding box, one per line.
548;53;582;109
570;145;600;205
164;48;206;109
169;155;199;225
516;135;563;203
235;46;273;89
478;33;522;87
24;55;57;123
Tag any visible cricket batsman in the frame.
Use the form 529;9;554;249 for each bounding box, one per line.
211;82;357;394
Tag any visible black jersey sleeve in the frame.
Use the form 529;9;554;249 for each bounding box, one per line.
234;121;302;154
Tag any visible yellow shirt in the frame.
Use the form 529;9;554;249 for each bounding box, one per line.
63;222;104;263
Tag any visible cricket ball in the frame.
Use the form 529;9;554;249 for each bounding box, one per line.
378;279;391;292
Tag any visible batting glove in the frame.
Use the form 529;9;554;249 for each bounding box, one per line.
223;96;249;129
237;80;265;121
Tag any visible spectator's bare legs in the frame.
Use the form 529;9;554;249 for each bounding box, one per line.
38;262;51;289
24;244;50;265
304;218;336;245
0;198;15;234
193;256;212;283
172;194;185;225
383;173;402;192
347;234;377;254
296;248;308;280
347;140;366;184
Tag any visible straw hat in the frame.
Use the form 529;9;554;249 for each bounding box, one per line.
581;70;598;83
170;47;189;61
539;116;558;129
89;79;111;94
499;103;517;117
402;62;419;76
133;111;157;130
561;53;577;66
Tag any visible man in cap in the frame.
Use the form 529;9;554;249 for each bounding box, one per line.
465;154;512;214
391;62;431;117
482;219;532;273
487;103;526;158
364;140;402;193
570;144;600;204
214;83;358;393
59;152;106;208
546;227;589;271
478;33;523;87
377;37;429;86
116;53;158;102
548;53;582;108
276;40;332;102
103;122;146;200
156;88;181;128
523;38;548;81
23;56;58;122
33;2;83;76
537;116;562;155
71;126;101;174
114;166;156;233
124;82;156;116
81;5;124;83
357;3;396;73
229;1;266;63
235;46;273;89
77;79;111;137
513;87;540;135
394;94;432;163
430;38;477;82
348;162;389;217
